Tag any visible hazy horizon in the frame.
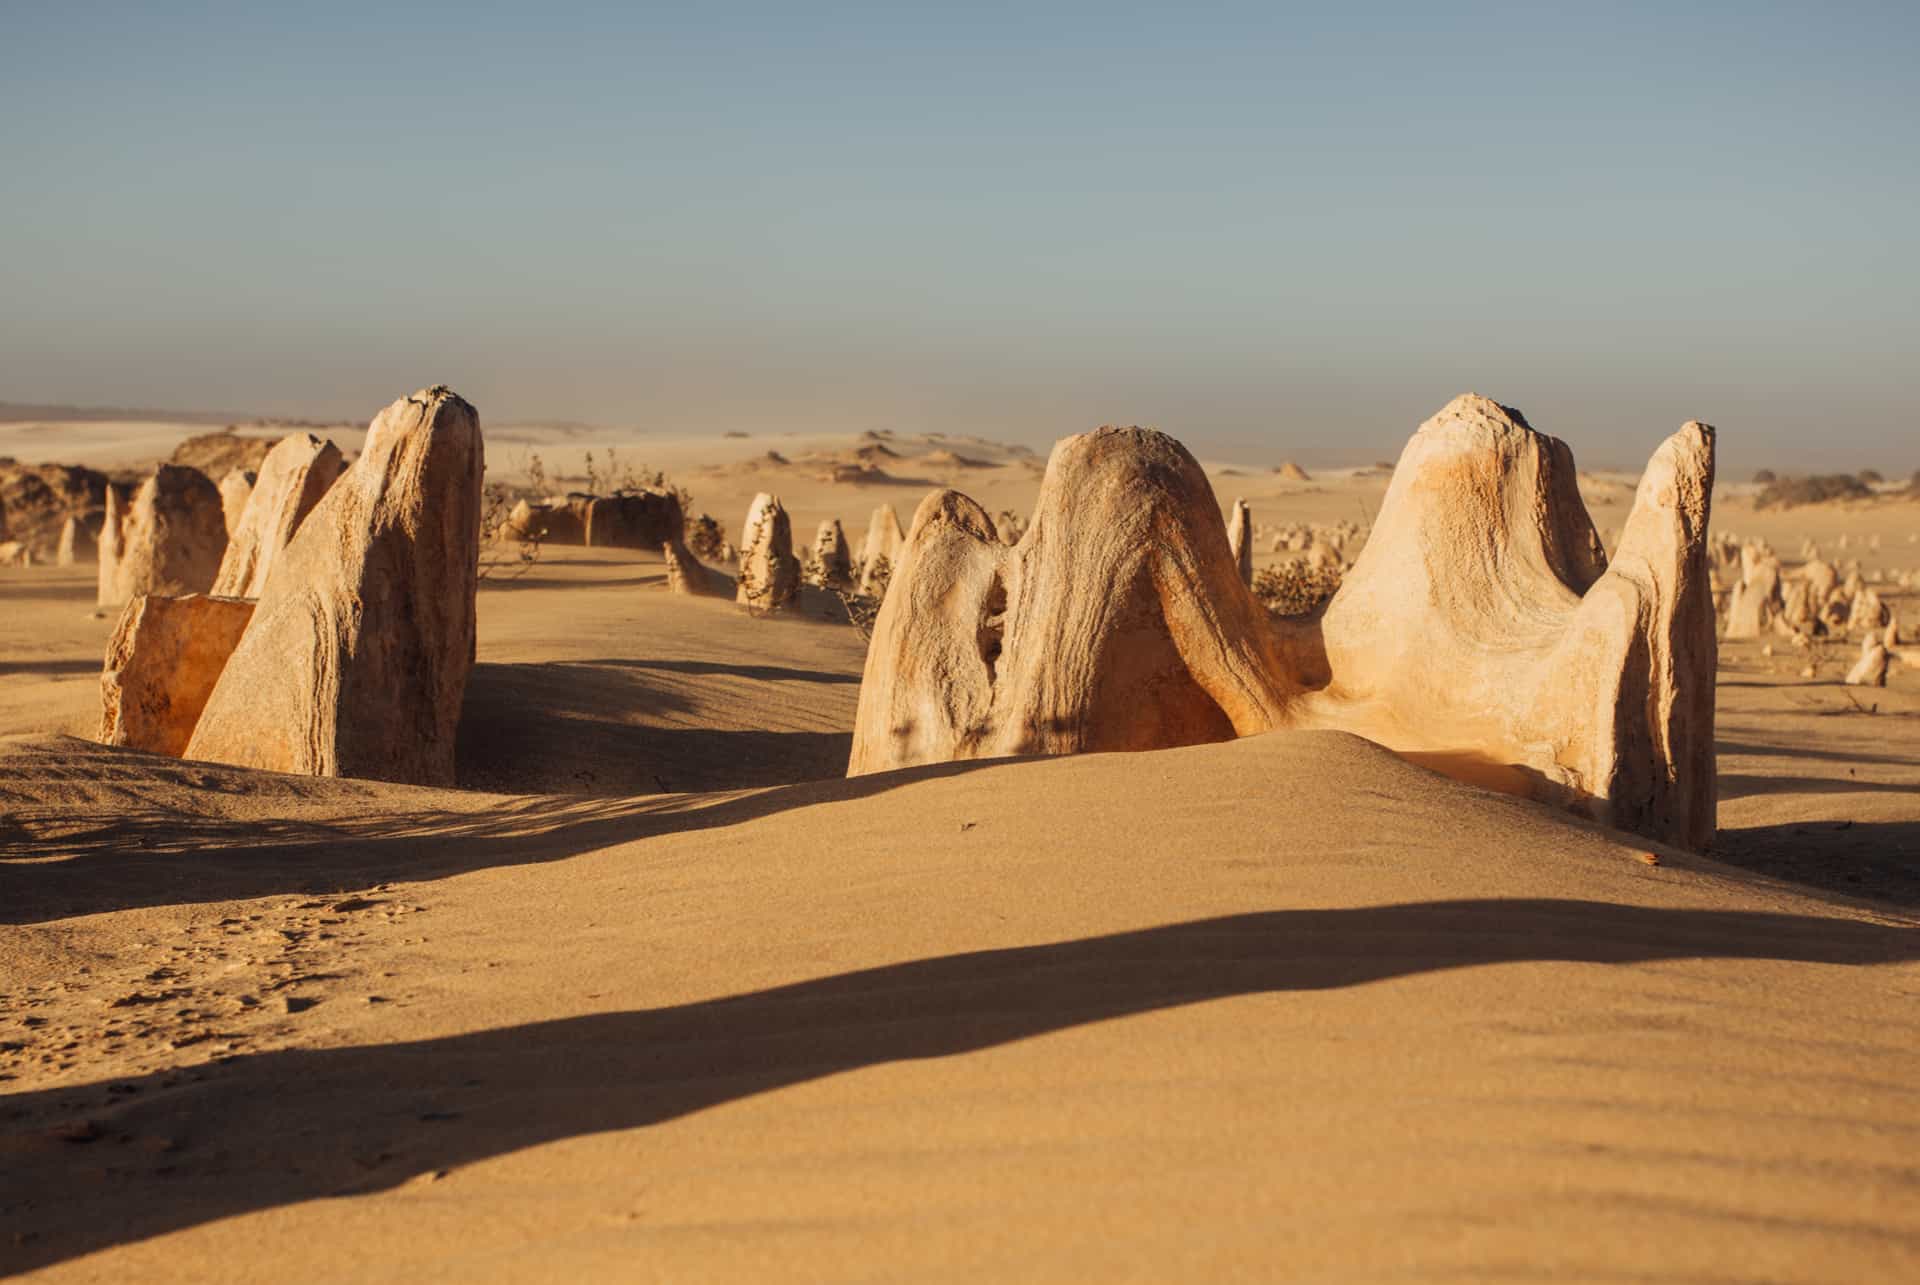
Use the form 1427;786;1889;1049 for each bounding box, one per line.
5;2;1915;475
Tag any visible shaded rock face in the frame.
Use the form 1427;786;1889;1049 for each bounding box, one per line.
212;434;344;599
814;519;853;589
98;594;256;756
0;461;111;560
56;509;104;567
186;387;483;786
218;469;255;538
499;498;586;546
1227;499;1253;586
97;465;229;607
663;537;732;597
1724;553;1781;640
1845;637;1889;688
584;490;683;550
858;504;905;596
850;396;1719;851
849;428;1296;776
735;493;800;612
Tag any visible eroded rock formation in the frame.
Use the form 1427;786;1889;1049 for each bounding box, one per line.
849;395;1720;850
848;428;1296;775
585;491;683;550
1227;499;1253;586
211;433;344;599
664;537;731;597
96;465;228;607
814;518;853;589
186;387;482;785
56;510;103;567
99;593;256;756
735;493;800;612
218;469;255;538
858;504;905;596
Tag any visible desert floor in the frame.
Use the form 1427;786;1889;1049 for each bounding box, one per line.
2;424;1919;1281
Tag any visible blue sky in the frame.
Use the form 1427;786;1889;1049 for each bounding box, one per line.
3;2;1915;470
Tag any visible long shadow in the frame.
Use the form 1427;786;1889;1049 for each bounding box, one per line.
1717;738;1920;769
584;657;860;685
0;750;983;925
455;661;854;795
2;899;1914;1274
478;572;665;593
1716;773;1920;801
1711;819;1920;907
0;659;99;678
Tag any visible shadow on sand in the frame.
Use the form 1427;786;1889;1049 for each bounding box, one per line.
0;752;984;925
1711;818;1920;907
2;898;1915;1274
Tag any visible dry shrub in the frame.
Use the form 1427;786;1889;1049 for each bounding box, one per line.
685;513;726;561
834;554;891;641
478;481;542;582
1754;475;1872;510
1253;560;1342;617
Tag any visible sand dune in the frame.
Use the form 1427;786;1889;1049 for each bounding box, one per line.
4;419;1920;1279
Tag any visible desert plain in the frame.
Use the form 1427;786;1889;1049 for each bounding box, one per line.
2;405;1917;1282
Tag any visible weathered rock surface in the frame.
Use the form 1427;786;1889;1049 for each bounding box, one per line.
218;469;255;538
858;504;905;596
735;493;800;612
185;387;482;785
1845;637;1889;687
849;395;1719;850
849;428;1297;776
0;461;111;561
663;537;732;597
98;593;256;756
169;430;277;479
814;518;853;589
211;434;344;598
97;465;228;607
56;509;103;567
584;490;683;550
1227;499;1253;586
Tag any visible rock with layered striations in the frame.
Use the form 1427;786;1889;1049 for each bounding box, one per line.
218;469;255;538
211;433;344;598
585;490;683;550
849;395;1719;850
1227;499;1253;586
185;387;482;785
96;465;228;607
813;518;853;589
1304;395;1716;849
98;593;256;755
735;493;800;612
849;428;1296;776
857;504;905;596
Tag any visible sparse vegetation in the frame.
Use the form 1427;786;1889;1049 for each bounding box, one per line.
1752;468;1777;485
1753;474;1873;510
834;554;891;641
1859;468;1884;485
477;482;543;582
1252;560;1343;617
686;513;726;561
